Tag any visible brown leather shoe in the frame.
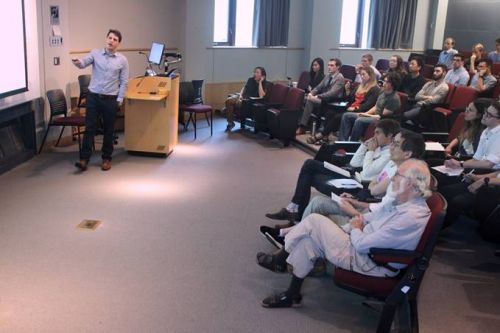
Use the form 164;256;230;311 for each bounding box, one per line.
74;159;88;171
101;159;111;171
295;127;306;135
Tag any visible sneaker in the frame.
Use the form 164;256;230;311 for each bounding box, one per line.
259;226;284;249
225;122;235;132
256;252;287;273
265;208;299;222
74;159;88;171
261;292;302;308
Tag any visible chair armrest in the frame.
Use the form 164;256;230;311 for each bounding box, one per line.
369;248;421;266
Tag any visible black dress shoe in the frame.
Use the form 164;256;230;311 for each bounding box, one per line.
265;208;299;221
256;252;287;273
262;292;302;308
259;226;284;249
74;160;88;171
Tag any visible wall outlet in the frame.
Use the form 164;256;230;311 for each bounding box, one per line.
53;57;60;65
49;36;63;47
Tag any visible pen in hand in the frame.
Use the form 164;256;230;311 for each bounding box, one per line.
461;169;475;182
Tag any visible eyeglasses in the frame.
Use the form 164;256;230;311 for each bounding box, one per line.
484;109;500;119
393;171;412;181
391;139;403;148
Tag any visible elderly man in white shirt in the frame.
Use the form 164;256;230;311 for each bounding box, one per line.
256;159;432;308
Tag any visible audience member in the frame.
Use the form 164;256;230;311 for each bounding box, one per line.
488;37;500;63
473;171;500;243
307;58;325;93
444;99;488;159
438;37;458;69
467;43;485;74
261;130;426;250
296;58;345;135
256;159;431;309
403;64;449;125
306;67;381;144
354;54;382;83
265;120;401;224
440;101;500;227
444;53;470;86
399;56;426;103
469;59;498;97
338;72;401;141
382;55;407;81
224;66;270;132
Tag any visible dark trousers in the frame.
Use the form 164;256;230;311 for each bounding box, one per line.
440;181;475;227
291;159;349;215
80;93;118;161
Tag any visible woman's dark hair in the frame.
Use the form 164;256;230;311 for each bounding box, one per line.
400;129;425;159
309;58;324;81
390;55;406;74
254;67;267;80
461;98;490;142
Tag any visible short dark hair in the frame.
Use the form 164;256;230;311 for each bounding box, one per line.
362;54;374;63
329;58;342;68
491;100;500;116
435;64;448;73
400;129;425;159
385;72;402;90
107;29;122;42
496;37;500;44
453;53;465;61
479;58;493;68
254;66;267;79
376;119;401;137
410;56;424;68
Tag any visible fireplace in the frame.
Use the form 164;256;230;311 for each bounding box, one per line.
0;101;36;175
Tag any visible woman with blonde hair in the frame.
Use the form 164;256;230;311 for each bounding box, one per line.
307;66;381;144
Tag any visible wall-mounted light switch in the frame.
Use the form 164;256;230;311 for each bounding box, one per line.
53;57;60;65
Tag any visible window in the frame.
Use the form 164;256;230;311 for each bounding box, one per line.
213;0;255;46
339;0;372;48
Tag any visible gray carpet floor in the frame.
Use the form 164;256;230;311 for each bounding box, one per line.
0;117;499;332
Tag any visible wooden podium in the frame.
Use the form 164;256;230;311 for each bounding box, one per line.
124;76;179;156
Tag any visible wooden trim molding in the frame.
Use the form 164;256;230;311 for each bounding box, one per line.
69;47;179;54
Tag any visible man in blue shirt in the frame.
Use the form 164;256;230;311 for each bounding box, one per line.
72;29;129;171
444;54;470;86
438;37;458;69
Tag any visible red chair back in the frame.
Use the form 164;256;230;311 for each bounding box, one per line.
493;80;500;100
282;87;305;110
448;112;465;142
375;59;390;72
340;65;357;81
448;86;477;111
445;82;456;105
491;63;500;76
363;121;378;141
421;64;434;80
265;83;289;105
415;192;447;253
297;71;309;91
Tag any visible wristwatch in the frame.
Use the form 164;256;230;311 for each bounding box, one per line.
460;161;464;168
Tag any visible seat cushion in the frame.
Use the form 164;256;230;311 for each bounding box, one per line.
180;104;212;113
52;116;86;126
334;267;399;299
433;107;452;116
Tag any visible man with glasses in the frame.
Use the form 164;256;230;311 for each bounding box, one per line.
262;130;425;248
469;59;497;98
445;54;470;86
440;101;500;227
403;64;449;126
338;72;402;141
256;159;432;308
